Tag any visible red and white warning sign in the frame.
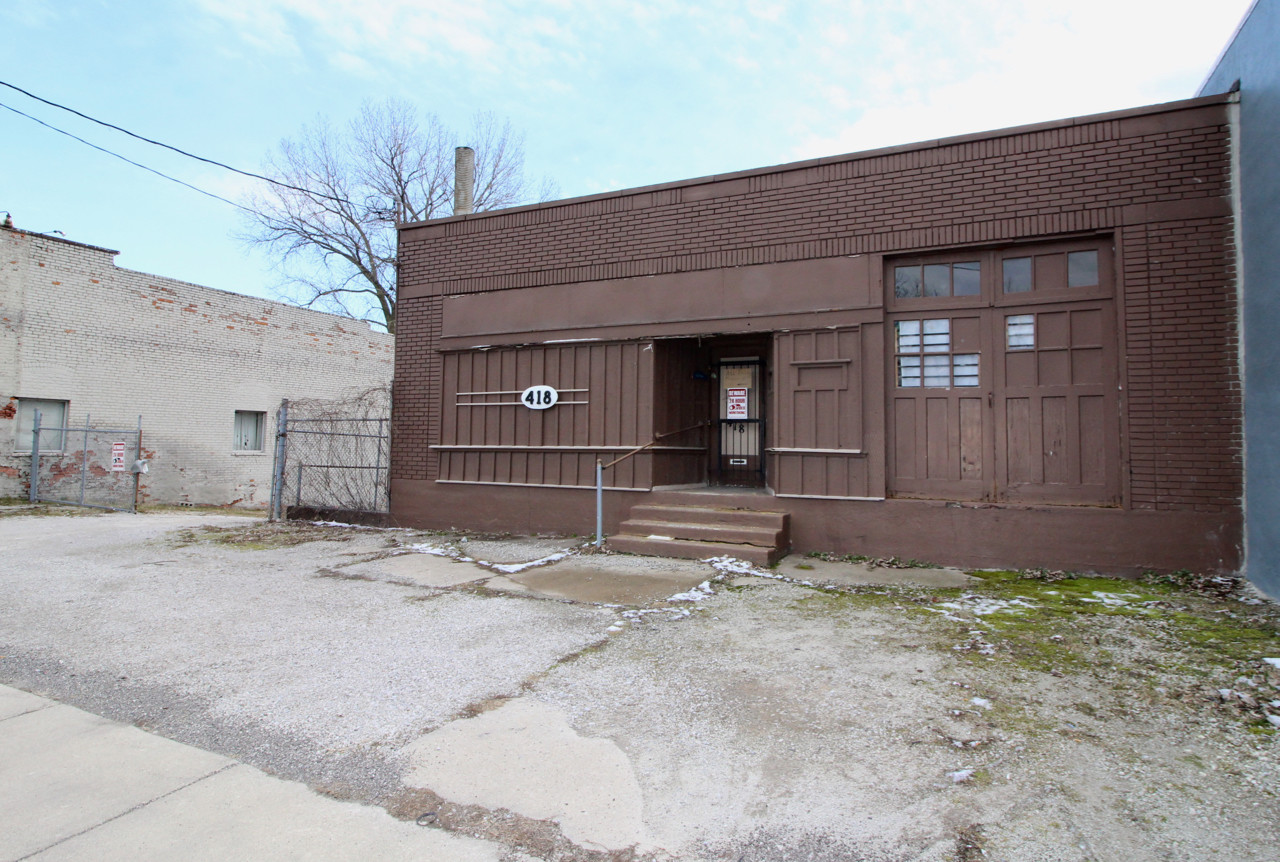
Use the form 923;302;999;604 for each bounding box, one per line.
726;388;749;419
111;441;127;472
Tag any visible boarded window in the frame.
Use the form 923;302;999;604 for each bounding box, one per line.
16;398;67;452
234;411;265;451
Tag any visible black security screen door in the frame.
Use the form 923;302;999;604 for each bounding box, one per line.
714;358;765;486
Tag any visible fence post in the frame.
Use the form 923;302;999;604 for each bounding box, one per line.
595;459;604;548
131;415;142;514
28;409;41;504
79;413;90;506
269;399;289;522
372;417;384;512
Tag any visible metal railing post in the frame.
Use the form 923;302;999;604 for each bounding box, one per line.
595;459;604;548
28;409;41;503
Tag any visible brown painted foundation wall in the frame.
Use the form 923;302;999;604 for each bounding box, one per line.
391;478;1240;575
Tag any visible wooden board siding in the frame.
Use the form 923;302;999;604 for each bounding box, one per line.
436;340;657;489
771;328;875;498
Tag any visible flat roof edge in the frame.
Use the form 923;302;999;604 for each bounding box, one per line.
2;226;119;256
400;93;1235;231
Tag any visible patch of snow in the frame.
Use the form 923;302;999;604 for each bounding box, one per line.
408;543;454;558
947;769;975;783
668;581;714;603
647;534;674;541
705;556;767;577
1262;658;1280;669
1268;715;1280;729
971;697;992;709
490;551;573;574
935;595;1036;617
1080;591;1143;607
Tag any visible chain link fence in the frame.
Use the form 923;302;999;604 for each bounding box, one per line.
270;387;391;521
29;412;144;513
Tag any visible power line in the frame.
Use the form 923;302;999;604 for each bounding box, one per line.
0;78;349;205
0;100;254;213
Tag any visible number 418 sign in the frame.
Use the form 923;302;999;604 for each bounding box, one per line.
521;385;559;410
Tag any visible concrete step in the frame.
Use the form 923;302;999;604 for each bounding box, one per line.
607;534;780;567
618;518;782;548
608;502;791;566
626;504;787;531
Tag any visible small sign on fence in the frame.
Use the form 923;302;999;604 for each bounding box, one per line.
111;442;127;471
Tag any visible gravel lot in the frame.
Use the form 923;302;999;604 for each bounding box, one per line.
2;508;1278;861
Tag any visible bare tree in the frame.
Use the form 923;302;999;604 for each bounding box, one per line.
241;101;553;333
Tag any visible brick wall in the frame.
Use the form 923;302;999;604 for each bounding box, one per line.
394;96;1239;514
0;228;394;505
1121;218;1241;512
390;295;440;482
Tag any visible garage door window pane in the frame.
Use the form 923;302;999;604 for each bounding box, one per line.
1068;251;1099;287
897;355;922;387
953;261;981;296
1007;315;1035;350
894;266;922;299
1003;257;1032;293
952;354;980;386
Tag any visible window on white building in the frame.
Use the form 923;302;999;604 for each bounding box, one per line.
16;398;67;452
233;411;266;451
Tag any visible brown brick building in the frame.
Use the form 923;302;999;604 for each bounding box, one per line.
391;93;1241;575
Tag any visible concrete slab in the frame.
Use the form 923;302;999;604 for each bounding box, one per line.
349;552;489;587
482;575;532;594
0;702;232;860
35;762;503;862
402;698;646;853
459;537;579;564
0;686;506;862
508;555;712;605
774;554;975;588
0;683;46;720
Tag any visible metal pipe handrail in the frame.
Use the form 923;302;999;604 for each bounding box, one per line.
601;421;709;470
596;420;709;546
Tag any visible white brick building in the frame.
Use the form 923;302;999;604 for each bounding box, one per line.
1;226;394;507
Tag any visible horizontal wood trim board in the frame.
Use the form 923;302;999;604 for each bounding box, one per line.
790;359;853;367
773;494;887;501
457;389;590;395
436;480;649;492
769;448;866;456
457;401;590;406
431;445;705;453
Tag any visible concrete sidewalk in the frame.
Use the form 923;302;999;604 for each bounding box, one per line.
0;685;505;862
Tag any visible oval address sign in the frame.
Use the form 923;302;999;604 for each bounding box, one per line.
521;385;559;410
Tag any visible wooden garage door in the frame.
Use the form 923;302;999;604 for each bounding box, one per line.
997;302;1120;504
886;240;1119;505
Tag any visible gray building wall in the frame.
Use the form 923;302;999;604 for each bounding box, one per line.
1201;0;1280;597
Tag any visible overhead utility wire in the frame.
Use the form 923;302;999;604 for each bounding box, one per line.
0;79;349;204
0;100;254;213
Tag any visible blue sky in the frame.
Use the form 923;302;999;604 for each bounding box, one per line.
0;0;1254;309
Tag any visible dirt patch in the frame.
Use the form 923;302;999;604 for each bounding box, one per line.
168;521;357;550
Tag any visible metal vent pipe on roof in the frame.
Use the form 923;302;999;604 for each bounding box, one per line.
454;146;475;215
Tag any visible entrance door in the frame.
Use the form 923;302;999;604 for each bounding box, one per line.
714;357;766;486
